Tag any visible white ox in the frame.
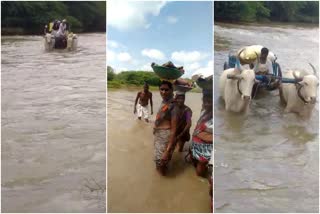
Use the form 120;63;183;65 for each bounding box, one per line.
44;33;55;51
279;63;319;118
219;65;256;113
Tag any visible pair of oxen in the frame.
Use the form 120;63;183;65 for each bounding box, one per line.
219;61;319;118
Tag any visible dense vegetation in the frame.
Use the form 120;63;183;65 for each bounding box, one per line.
214;1;319;23
107;66;162;89
1;1;106;35
107;66;197;91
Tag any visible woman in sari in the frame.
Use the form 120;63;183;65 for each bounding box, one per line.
153;80;178;176
189;89;213;177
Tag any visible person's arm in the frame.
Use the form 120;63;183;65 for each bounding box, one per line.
162;107;178;161
134;92;140;114
197;118;213;143
267;59;274;75
177;111;192;139
150;92;153;115
197;132;213;143
167;108;177;152
253;59;259;73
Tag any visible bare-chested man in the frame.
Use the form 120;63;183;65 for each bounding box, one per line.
134;83;153;122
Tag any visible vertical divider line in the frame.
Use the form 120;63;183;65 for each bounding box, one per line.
212;1;215;212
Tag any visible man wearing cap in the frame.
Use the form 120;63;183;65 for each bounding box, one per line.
134;82;153;122
175;91;192;152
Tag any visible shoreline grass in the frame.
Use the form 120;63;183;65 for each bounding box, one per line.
107;82;202;93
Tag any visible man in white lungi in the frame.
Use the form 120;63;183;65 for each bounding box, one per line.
134;82;153;122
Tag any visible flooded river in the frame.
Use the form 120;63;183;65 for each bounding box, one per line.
1;33;106;212
214;23;319;212
107;90;211;213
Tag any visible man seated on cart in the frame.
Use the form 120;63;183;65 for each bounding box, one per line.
226;45;281;91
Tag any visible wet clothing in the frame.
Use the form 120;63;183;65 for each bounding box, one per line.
154;96;175;127
153;96;177;167
137;103;149;119
154;129;170;167
253;58;274;75
190;110;213;163
56;23;66;37
190;142;213;163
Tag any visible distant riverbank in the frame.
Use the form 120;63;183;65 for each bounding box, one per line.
214;1;319;24
107;82;202;93
107;69;200;92
1;2;106;35
1;27;105;35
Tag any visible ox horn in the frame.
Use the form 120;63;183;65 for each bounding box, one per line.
293;71;303;82
227;74;242;80
309;63;318;76
235;58;244;73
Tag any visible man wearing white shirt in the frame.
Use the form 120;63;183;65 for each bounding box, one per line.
253;47;274;75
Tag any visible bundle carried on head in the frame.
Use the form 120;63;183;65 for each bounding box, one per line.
162;61;185;73
173;78;193;94
192;71;213;90
175;90;186;97
151;61;184;81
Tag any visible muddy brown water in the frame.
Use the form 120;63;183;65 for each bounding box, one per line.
214;22;319;213
1;33;106;212
107;90;211;213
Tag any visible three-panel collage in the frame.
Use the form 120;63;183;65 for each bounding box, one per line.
1;0;319;213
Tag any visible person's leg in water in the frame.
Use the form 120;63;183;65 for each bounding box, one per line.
185;148;198;167
178;140;186;152
142;104;149;122
154;129;170;176
196;161;208;177
177;132;190;152
137;103;142;120
156;160;168;176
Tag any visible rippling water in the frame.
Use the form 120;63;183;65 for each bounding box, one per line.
1;33;106;212
214;23;319;213
107;90;211;213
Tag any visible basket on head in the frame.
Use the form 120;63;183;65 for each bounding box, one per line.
151;62;184;80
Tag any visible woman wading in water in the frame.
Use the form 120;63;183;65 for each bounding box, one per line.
153;81;178;176
189;89;213;177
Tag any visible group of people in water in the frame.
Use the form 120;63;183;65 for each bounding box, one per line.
131;45;279;211
44;19;70;48
134;81;212;176
134;80;213;210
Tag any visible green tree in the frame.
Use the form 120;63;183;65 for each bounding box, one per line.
1;1;106;34
214;1;318;23
107;66;115;81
